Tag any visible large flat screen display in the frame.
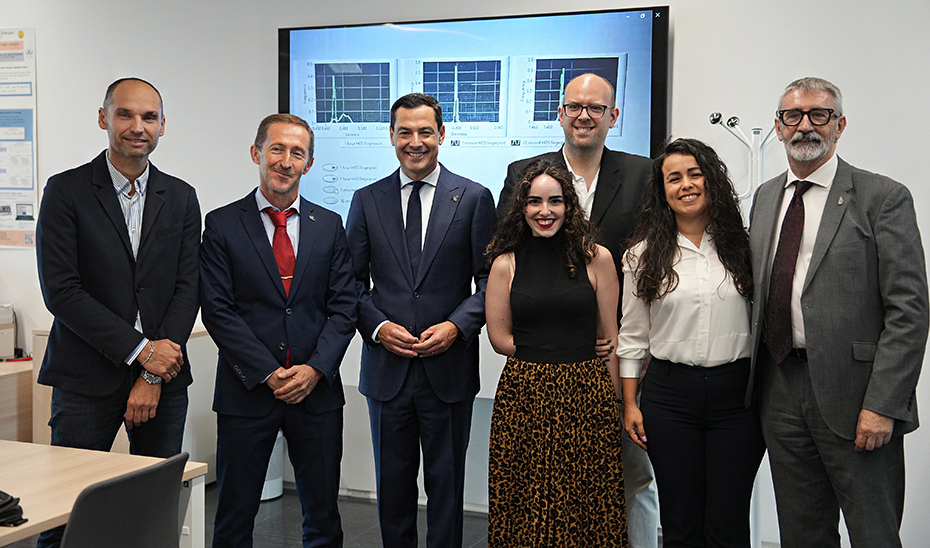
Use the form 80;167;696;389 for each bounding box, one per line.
279;7;669;216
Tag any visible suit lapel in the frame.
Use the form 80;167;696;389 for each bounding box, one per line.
238;194;288;300
92;154;133;258
372;171;415;287
803;158;852;293
418;168;461;286
590;148;621;225
752;173;789;298
138;165;165;252
288;199;318;300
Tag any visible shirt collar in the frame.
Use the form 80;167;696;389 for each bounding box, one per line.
561;149;600;183
786;152;838;190
106;150;149;197
254;188;300;213
399;164;441;188
677;228;713;254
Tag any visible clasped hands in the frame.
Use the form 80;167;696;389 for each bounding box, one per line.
267;365;324;405
378;321;459;358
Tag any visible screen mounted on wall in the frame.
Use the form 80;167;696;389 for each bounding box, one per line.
279;7;669;216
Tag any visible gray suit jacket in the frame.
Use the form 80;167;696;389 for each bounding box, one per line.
749;157;928;439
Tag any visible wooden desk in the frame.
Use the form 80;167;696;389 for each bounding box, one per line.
0;361;31;441
0;441;208;547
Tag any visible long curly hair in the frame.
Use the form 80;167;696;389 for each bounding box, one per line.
486;158;598;278
628;138;753;304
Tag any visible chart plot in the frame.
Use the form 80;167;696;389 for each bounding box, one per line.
314;62;391;124
422;61;502;123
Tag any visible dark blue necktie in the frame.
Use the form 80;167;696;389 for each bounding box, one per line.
406;181;425;275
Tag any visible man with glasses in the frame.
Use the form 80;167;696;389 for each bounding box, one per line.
749;77;928;547
497;72;659;548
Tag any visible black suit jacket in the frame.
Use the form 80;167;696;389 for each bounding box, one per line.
36;150;201;397
201;192;357;417
497;147;651;320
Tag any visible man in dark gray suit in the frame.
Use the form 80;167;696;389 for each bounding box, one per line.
749;77;928;547
497;73;658;548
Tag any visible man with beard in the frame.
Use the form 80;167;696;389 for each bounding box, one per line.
749;77;927;547
497;73;659;548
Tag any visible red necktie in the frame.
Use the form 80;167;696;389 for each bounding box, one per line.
264;207;296;368
765;181;813;363
263;207;297;296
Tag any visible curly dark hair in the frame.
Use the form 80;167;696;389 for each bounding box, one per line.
628;138;753;304
486;158;598;278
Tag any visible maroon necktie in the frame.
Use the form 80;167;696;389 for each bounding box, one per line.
264;207;296;368
765;181;813;364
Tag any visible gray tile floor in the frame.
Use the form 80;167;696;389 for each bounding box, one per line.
6;484;489;548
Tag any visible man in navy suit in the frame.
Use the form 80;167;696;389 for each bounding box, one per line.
346;93;495;548
201;114;357;548
35;77;200;548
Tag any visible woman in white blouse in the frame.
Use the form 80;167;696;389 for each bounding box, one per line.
617;138;765;548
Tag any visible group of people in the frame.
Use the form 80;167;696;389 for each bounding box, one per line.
33;72;926;548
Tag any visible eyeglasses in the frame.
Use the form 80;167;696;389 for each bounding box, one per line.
562;103;611;118
776;108;839;126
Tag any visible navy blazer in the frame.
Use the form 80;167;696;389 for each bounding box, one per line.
36;150;201;397
347;165;496;403
201;191;357;417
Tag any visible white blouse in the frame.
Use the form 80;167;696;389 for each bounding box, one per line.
616;231;752;378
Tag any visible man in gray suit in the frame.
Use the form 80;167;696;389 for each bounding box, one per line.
749;77;928;547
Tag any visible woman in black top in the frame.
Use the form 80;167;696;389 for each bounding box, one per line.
485;158;628;547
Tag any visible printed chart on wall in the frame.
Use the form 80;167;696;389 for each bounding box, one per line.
0;28;37;248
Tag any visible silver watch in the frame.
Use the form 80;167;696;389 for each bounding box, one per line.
141;370;163;385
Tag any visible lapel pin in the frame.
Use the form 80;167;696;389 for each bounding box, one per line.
453;195;459;202
837;197;844;206
309;215;316;221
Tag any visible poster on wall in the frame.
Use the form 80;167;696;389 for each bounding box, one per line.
0;28;36;248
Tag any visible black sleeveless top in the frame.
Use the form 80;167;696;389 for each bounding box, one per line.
510;235;597;363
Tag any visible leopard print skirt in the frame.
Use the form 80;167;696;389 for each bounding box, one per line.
488;356;628;547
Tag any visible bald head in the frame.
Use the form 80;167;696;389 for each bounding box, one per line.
559;73;619;155
565;73;616;105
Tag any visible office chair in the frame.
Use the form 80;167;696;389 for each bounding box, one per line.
59;452;190;548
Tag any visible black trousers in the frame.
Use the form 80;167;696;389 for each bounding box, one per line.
640;358;765;548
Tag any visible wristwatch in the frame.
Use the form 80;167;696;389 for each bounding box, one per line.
141;370;163;385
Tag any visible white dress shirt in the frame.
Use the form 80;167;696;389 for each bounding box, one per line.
767;153;838;348
562;149;598;220
616;232;752;378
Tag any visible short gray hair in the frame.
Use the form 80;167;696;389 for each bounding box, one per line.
778;77;843;115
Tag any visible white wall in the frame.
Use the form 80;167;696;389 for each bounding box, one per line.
3;0;929;545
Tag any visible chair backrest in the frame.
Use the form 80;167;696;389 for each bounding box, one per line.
60;452;189;548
